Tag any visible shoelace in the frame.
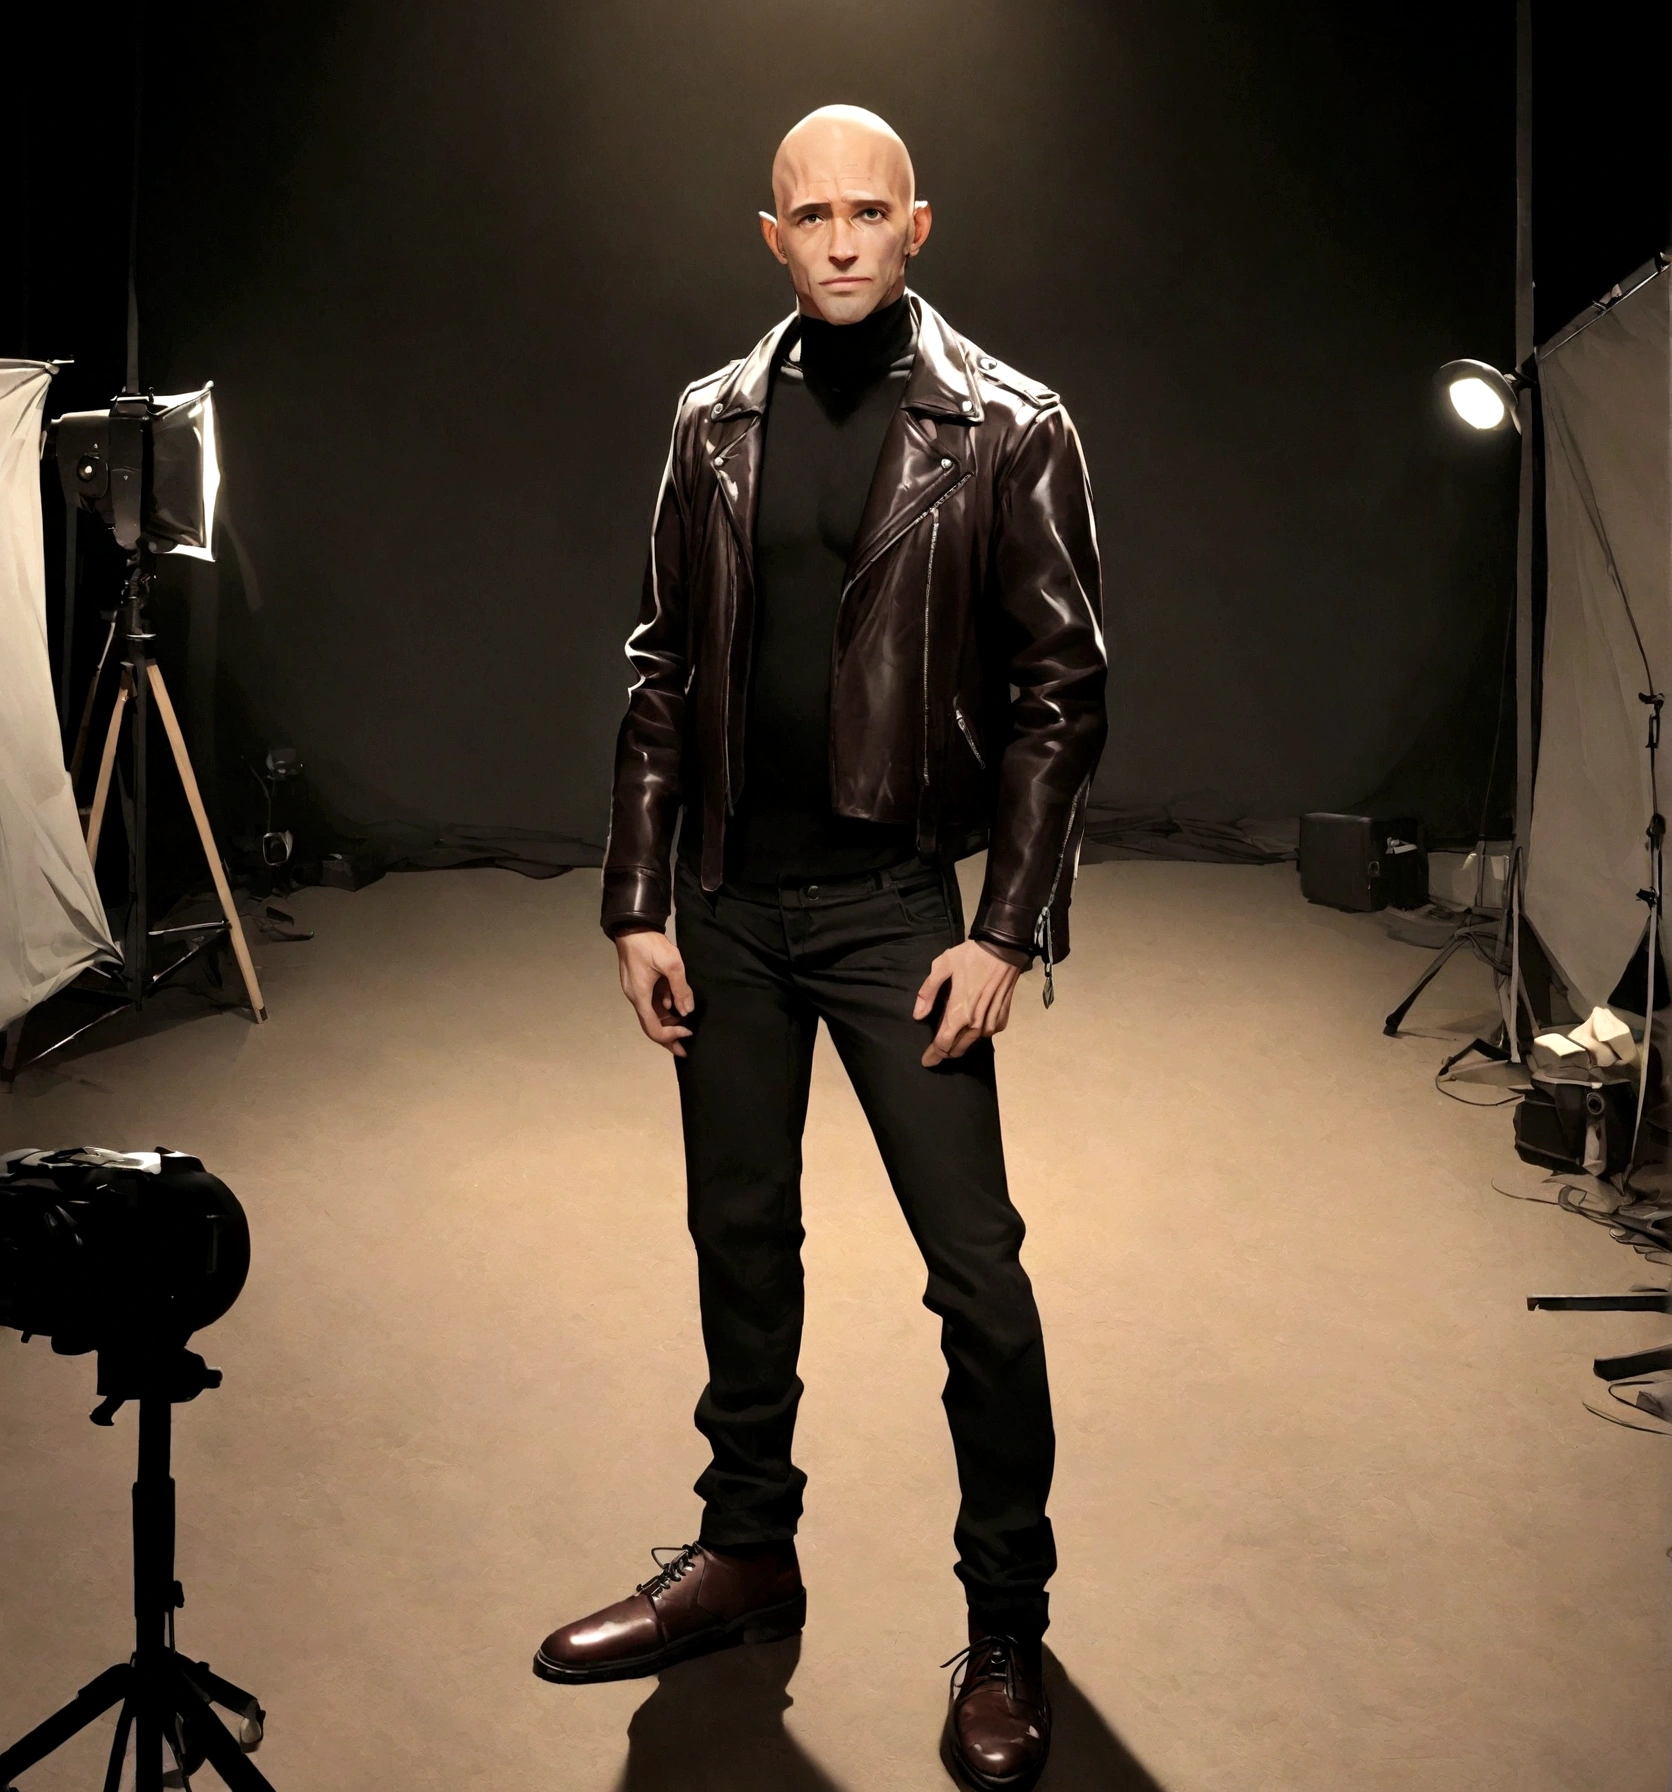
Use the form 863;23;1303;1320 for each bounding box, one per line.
941;1633;1021;1703
636;1541;702;1600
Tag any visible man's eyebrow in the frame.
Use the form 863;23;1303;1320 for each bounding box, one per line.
787;194;893;220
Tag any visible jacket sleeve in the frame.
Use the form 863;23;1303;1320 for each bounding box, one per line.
970;402;1108;963
600;403;693;937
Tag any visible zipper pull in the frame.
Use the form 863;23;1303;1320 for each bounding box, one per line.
1034;909;1055;1009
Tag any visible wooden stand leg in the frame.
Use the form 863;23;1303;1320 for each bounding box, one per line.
143;664;268;1023
69;616;119;794
85;671;133;864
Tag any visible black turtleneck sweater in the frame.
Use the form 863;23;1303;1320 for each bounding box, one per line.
727;293;920;883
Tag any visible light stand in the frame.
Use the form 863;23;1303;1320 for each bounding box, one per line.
81;548;267;1021
1383;855;1521;1040
2;387;267;1084
1387;0;1539;1047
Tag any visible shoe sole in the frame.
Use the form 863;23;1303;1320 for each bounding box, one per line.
939;1711;1050;1792
531;1589;806;1685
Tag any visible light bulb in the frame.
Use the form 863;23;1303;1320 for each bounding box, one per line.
1448;375;1508;431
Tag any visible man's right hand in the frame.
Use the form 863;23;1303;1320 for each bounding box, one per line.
614;928;695;1056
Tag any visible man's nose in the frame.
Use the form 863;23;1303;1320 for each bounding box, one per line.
828;219;858;265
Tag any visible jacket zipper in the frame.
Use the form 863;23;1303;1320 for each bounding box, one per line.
838;469;972;614
830;470;972;806
953;702;985;770
1033;773;1090;1010
710;425;758;818
921;512;940;792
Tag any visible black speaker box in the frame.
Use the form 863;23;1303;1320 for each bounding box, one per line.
1299;813;1427;912
1514;1077;1638;1179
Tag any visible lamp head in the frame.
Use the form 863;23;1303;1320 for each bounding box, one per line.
1437;359;1522;434
51;385;220;558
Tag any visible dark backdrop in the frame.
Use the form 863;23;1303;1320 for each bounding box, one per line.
10;1;1667;868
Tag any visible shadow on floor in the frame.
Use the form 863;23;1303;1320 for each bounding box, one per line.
610;1639;1164;1792
1040;1648;1167;1790
613;1636;844;1792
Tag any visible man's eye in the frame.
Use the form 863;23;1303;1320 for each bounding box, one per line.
859;208;883;220
799;214;825;226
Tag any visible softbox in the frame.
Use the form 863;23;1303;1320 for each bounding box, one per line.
0;361;118;1030
1524;262;1671;1013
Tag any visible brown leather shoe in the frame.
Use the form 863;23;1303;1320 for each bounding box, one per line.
533;1541;805;1684
942;1628;1052;1791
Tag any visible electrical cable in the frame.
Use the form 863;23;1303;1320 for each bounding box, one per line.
1581;1394;1672;1435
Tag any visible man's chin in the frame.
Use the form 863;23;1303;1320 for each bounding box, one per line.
806;284;885;325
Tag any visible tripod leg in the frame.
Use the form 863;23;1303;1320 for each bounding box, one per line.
71;614;119;793
86;670;133;865
0;1662;131;1783
1383;929;1466;1037
166;1664;277;1792
102;1695;135;1792
143;664;268;1022
179;1660;264;1747
137;1689;163;1792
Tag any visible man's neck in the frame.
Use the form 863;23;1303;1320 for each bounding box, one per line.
793;294;914;411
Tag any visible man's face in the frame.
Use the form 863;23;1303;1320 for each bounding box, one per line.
760;114;931;325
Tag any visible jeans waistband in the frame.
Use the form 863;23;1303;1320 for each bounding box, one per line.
691;856;940;909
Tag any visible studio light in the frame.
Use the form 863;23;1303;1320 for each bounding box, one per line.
22;379;269;1060
1437;358;1522;433
52;384;221;558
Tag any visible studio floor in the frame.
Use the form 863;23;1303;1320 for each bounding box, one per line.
1;857;1666;1792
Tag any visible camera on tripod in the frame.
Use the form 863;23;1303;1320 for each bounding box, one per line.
0;1147;277;1792
1;1146;248;1410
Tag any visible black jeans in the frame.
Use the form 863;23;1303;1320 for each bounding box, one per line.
672;854;1057;1638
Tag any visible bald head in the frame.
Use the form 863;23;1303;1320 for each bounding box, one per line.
760;105;931;325
771;106;915;216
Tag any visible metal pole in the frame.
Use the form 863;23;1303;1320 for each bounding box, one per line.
132;1397;174;1792
1508;0;1535;1054
123;558;154;1005
125;0;146;393
60;493;78;745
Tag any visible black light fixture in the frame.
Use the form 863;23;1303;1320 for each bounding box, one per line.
52;384;221;556
1436;358;1524;434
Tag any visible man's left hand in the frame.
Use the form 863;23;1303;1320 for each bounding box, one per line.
914;939;1026;1067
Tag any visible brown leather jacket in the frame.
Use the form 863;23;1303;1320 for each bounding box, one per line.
601;293;1107;961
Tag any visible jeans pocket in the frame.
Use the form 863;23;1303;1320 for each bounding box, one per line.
894;879;953;937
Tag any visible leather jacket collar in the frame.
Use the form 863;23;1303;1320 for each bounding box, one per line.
708;291;985;424
705;293;985;590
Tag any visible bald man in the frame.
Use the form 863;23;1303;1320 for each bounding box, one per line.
535;107;1106;1790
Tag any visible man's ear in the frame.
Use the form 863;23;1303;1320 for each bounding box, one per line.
908;199;933;257
759;211;787;265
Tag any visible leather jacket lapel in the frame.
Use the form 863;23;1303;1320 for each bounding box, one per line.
705;314;792;583
707;412;763;585
845;294;983;588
